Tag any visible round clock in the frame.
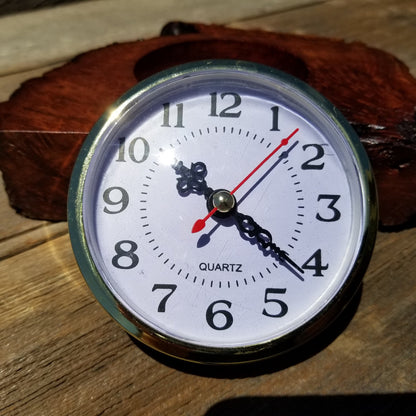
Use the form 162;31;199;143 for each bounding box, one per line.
68;60;378;364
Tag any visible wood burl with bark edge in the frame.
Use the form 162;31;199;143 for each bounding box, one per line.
0;22;415;228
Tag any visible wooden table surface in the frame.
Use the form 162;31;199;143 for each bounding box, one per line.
1;1;415;415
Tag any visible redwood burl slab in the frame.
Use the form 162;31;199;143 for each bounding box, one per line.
0;22;415;228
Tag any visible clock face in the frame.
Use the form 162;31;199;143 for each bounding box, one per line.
68;60;377;364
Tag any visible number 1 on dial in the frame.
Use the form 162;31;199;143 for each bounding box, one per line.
270;106;280;131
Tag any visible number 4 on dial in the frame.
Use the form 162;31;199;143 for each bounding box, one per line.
302;249;328;276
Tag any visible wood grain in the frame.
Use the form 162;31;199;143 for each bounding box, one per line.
1;1;415;415
0;0;90;17
232;0;416;76
0;0;320;76
0;64;61;103
1;22;415;227
1;228;415;415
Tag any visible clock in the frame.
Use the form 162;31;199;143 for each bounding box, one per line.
68;60;378;364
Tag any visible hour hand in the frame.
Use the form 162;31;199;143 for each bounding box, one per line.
172;160;213;198
234;211;304;275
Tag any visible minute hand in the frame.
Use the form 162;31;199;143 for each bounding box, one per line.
192;128;299;233
234;211;304;274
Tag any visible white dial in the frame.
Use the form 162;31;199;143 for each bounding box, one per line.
69;60;377;363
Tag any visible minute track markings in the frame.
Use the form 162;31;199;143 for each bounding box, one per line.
140;126;304;288
140;164;170;266
285;158;305;245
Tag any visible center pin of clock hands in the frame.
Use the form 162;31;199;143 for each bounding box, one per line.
172;128;304;274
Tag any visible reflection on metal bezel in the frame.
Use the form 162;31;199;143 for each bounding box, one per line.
68;59;378;364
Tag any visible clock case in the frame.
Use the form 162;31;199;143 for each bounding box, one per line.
68;60;378;365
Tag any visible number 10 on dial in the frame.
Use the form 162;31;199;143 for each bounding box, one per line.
68;60;377;364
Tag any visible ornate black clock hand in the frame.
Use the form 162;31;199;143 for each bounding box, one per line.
173;161;237;221
234;211;304;275
172;160;213;198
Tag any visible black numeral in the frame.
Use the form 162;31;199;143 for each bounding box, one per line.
209;92;241;118
302;249;328;276
103;186;129;214
270;106;280;131
316;194;341;222
262;288;288;318
112;240;139;269
161;102;184;128
206;300;233;330
301;144;325;170
116;137;150;163
152;284;177;312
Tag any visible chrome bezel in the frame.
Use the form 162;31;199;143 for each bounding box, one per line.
68;60;378;364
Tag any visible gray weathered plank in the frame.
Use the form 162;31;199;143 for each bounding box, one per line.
0;0;324;76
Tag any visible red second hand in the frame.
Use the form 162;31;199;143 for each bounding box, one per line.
191;128;299;233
